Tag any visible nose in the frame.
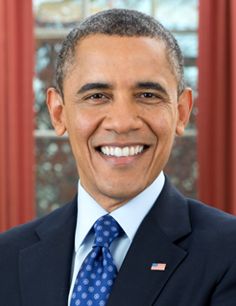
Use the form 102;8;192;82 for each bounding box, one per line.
102;96;143;134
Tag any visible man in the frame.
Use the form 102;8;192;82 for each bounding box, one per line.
0;8;236;306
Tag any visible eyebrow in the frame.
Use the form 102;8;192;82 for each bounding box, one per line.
76;81;169;97
135;82;168;96
77;82;113;95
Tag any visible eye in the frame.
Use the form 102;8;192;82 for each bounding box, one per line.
140;92;156;98
87;93;106;100
136;92;163;102
83;92;111;104
134;91;167;105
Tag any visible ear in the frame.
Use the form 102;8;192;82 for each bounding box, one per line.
176;88;193;136
46;87;67;136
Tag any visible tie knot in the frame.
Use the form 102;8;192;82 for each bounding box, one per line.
93;214;121;248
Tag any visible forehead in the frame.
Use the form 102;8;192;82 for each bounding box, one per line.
74;34;167;63
64;34;177;89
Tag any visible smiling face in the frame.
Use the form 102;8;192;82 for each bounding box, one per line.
47;34;192;211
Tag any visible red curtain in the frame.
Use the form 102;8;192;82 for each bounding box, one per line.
198;0;236;214
0;0;35;231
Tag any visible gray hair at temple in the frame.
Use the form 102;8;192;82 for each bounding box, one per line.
55;9;186;97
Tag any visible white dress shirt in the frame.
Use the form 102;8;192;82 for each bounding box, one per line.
68;172;165;305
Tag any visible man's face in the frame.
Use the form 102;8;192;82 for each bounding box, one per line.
47;34;192;211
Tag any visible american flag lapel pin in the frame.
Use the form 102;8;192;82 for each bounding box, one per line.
151;263;167;271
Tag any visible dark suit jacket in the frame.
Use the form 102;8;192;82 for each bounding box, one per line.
1;178;236;306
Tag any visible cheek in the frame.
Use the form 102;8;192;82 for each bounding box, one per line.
148;111;176;139
65;108;98;140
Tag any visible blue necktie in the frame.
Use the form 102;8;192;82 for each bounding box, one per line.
70;214;122;306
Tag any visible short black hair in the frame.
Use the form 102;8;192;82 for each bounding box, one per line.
56;8;185;97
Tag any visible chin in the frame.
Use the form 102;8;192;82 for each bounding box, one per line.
101;184;144;203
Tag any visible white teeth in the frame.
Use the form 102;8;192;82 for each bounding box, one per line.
138;146;143;153
100;145;145;157
110;147;114;156
114;147;122;157
123;147;129;157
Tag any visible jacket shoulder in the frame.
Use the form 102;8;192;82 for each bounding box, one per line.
186;198;236;250
0;198;76;249
188;198;236;229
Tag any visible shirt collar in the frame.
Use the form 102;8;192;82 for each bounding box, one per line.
75;171;165;252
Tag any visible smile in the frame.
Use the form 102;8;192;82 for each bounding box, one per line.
100;145;145;157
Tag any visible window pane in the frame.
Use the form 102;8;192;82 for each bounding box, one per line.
155;0;198;30
35;40;61;129
89;0;151;14
36;137;77;216
166;135;197;199
175;33;198;59
34;0;83;28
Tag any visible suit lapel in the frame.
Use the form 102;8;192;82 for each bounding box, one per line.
108;178;191;306
19;199;77;306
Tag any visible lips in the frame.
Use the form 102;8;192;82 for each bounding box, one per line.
99;145;148;157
